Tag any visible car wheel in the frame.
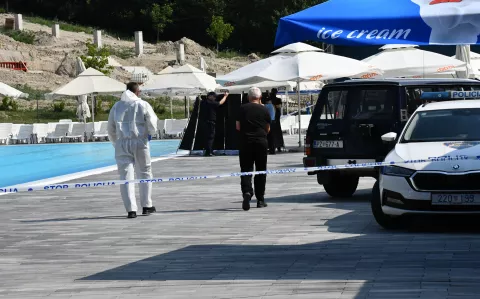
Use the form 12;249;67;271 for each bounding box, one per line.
323;175;359;198
371;181;403;230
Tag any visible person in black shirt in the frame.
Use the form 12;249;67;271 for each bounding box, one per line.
270;88;285;152
200;91;229;156
236;87;271;211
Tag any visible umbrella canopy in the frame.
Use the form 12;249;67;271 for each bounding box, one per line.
0;82;28;99
47;68;126;98
216;80;322;94
217;42;380;86
361;45;466;78
157;66;174;74
275;0;480;47
141;64;217;96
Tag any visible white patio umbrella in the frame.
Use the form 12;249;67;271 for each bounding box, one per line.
157;66;174;74
217;42;379;146
0;82;28;98
47;67;126;122
142;64;217;119
362;45;466;78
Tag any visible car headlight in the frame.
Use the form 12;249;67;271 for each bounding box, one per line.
381;166;415;177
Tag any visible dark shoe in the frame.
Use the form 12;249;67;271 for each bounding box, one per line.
204;151;213;157
143;206;157;215
257;200;268;208
242;193;252;211
127;212;137;218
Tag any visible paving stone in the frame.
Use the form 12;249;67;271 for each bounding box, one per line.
1;136;480;298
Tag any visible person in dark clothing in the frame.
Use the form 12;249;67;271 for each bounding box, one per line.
200;91;229;156
270;88;285;152
265;98;276;155
236;87;271;211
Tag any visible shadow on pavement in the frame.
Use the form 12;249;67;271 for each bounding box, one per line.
80;191;480;298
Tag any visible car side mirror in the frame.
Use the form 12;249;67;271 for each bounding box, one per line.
381;132;397;143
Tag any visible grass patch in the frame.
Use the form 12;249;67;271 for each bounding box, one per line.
105;45;136;60
14;84;51;100
2;96;189;124
0;28;35;44
25;16;94;34
217;49;244;59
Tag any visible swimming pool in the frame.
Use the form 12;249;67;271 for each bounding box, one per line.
0;140;180;188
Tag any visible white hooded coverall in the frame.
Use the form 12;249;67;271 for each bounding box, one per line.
108;90;158;212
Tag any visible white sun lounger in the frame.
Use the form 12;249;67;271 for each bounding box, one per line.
46;123;70;143
93;122;109;141
164;119;187;139
10;124;34;144
0;123;12;145
280;116;295;135
32;124;49;144
157;119;166;139
64;123;86;142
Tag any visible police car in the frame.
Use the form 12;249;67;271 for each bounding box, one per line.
304;79;480;198
372;98;480;229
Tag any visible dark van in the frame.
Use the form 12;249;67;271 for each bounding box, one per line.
303;79;480;198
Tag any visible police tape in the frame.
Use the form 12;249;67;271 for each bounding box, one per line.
0;154;476;194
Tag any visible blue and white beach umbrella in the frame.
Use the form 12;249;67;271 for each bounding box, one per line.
275;0;480;47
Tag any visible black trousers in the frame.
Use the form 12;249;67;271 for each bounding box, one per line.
204;121;216;154
239;140;268;199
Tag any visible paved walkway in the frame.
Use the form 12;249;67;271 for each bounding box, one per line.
2;144;480;298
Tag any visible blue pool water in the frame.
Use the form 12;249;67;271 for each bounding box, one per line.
0;140;180;187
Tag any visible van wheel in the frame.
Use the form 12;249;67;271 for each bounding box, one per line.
323;175;358;198
371;181;403;230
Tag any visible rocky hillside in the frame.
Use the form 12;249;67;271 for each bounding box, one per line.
0;14;255;91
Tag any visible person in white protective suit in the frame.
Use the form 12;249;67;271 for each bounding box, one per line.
108;82;158;219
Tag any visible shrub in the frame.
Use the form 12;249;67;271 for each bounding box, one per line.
147;99;166;114
1;29;35;44
80;41;114;75
53;101;65;113
95;98;103;113
0;97;18;111
105;45;136;60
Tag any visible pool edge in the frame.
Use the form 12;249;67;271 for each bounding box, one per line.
1;152;186;196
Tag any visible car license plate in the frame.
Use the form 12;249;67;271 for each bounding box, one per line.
431;194;480;206
313;140;343;148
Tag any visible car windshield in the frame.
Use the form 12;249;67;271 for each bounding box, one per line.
402;108;480;143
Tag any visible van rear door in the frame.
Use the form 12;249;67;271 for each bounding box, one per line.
309;85;400;163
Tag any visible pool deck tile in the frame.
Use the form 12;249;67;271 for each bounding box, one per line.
2;136;480;298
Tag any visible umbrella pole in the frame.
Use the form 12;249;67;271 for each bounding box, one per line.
187;97;190;119
285;89;288;115
36;97;39;122
170;97;173;120
91;94;95;123
184;96;187;118
297;80;302;147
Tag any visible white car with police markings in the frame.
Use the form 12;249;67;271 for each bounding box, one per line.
372;99;480;229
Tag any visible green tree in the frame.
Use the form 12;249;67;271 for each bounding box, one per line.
80;41;114;75
207;15;234;52
142;3;173;43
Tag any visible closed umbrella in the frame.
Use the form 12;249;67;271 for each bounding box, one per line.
75;57;90;122
217;42;380;146
361;44;466;78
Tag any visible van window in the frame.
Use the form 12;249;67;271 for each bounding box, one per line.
349;89;394;120
321;90;348;120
